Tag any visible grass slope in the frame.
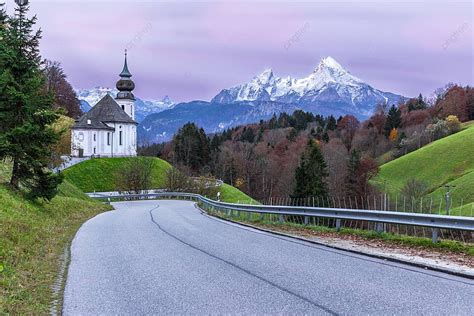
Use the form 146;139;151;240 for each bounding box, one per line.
0;162;111;314
219;183;257;204
376;123;474;205
63;157;172;192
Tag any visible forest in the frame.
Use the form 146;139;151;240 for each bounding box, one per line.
140;84;474;201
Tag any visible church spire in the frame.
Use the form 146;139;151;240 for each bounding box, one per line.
116;50;135;100
119;49;132;78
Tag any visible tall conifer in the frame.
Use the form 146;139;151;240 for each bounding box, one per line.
0;2;62;199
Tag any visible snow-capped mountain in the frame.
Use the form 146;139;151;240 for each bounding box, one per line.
212;56;403;117
139;57;406;143
75;87;174;123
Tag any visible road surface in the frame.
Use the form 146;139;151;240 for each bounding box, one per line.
63;200;474;315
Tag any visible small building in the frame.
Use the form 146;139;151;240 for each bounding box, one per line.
71;52;138;157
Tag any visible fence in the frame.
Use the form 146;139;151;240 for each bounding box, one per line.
90;192;474;243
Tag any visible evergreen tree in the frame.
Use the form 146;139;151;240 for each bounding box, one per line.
326;115;337;131
384;105;401;136
345;150;360;196
0;2;62;198
292;140;329;198
172;122;210;172
240;127;255;143
322;131;329;143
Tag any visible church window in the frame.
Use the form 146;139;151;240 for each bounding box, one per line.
93;147;96;154
119;131;123;145
107;132;110;145
93;134;96;141
122;105;125;111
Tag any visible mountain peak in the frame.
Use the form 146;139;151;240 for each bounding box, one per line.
256;68;274;84
316;56;346;73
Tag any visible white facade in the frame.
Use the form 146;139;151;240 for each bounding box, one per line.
71;122;137;157
116;98;135;121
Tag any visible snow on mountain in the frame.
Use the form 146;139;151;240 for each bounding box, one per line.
140;57;406;143
75;87;174;123
212;56;403;117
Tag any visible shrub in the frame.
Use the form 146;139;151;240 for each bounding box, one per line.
445;115;461;133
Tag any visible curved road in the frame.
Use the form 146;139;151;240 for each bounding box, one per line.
64;200;473;315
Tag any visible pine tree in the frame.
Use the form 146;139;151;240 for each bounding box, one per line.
384;105;401;136
292;140;329;198
0;2;62;198
345;150;360;196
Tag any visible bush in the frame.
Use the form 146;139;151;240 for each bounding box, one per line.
445;115;461;133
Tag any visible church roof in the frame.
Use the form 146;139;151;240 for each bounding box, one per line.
72;94;137;130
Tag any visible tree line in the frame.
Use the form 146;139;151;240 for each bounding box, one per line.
141;84;473;201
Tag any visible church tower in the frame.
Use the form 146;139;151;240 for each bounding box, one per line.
115;50;136;120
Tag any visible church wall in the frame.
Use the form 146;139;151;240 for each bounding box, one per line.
115;99;135;121
71;124;137;158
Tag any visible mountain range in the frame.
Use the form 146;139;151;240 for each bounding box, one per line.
138;57;406;143
75;87;174;123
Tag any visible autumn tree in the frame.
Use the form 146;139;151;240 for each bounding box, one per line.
388;128;398;142
337;115;360;151
44;60;82;118
435;85;470;122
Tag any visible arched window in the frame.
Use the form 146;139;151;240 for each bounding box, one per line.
119;131;123;145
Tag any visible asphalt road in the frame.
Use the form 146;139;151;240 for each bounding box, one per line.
63;200;474;315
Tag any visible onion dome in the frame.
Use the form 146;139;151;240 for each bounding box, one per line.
116;50;135;100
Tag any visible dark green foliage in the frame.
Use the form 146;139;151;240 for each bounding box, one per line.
322;131;329;143
287;128;298;141
345;150;360;196
292;140;329;198
326;115;337;131
408;93;428;112
27;170;64;201
240;127;255;143
172;122;210;172
0;2;62;198
384;105;401;136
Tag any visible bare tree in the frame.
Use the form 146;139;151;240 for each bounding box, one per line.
115;157;155;194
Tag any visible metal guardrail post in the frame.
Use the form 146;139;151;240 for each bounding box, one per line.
431;228;439;243
336;219;341;232
279;214;284;223
304;215;309;226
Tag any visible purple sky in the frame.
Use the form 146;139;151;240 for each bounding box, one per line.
12;0;474;102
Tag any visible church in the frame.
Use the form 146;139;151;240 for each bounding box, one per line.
71;53;138;157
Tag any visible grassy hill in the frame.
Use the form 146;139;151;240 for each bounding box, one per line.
63;157;172;192
375;122;474;209
63;157;257;204
0;162;112;314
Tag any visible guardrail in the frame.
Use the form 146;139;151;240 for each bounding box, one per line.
90;192;474;243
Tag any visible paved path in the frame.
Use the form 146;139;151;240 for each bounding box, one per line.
63;200;474;315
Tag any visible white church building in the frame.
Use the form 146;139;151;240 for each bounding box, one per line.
71;53;138;157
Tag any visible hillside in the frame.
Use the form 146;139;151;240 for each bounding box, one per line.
0;162;111;314
376;122;474;206
63;157;172;192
